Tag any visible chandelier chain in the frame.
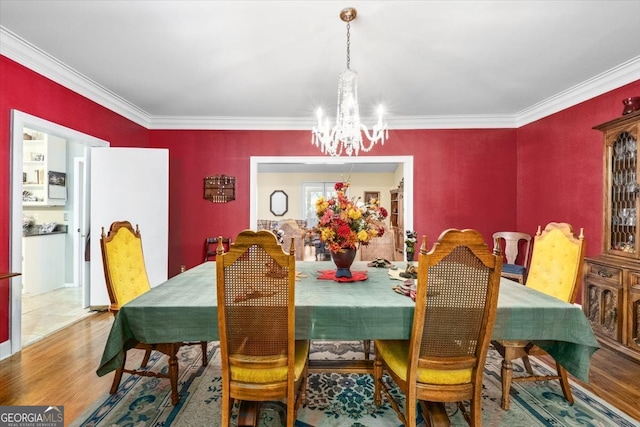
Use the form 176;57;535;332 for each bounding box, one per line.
346;21;351;70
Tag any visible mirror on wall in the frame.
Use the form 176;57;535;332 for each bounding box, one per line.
270;190;288;216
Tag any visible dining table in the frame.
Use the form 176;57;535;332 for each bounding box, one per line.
97;260;600;413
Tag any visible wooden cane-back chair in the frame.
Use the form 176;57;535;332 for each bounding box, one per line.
216;230;309;427
100;221;207;403
374;229;502;426
492;222;585;410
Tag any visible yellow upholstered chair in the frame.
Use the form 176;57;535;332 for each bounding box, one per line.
492;231;532;284
100;221;207;401
492;222;586;410
216;230;309;426
373;229;502;426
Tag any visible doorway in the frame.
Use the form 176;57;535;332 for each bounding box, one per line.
5;110;109;357
249;155;414;233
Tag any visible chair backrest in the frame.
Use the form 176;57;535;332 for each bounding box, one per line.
216;230;296;375
492;231;532;266
276;219;306;260
205;236;231;261
526;222;586;303
412;229;502;377
360;228;396;261
100;221;151;313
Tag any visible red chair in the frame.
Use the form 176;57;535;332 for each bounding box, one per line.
204;236;231;261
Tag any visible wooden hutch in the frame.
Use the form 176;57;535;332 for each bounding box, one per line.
584;110;640;362
390;179;404;259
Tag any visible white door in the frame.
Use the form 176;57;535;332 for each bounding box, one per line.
88;147;169;308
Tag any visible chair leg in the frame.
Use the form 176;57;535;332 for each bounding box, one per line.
422;401;451;427
237;401;260;427
406;396;417;427
557;363;574;404
140;348;152;368
200;341;208;366
373;354;382;406
168;351;180;405
221;387;231;426
286;398;295;427
500;353;514;410
110;350;127;394
363;340;371;360
470;393;482;426
522;355;534;375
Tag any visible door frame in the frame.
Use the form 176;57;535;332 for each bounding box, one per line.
73;157;90;308
249;155;413;233
3;110;108;359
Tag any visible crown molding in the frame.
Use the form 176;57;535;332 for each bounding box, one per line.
516;56;640;127
147;114;518;130
387;114;518;129
0;27;151;128
2;25;638;131
148;116;317;130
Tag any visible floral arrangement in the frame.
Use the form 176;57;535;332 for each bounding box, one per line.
315;182;388;252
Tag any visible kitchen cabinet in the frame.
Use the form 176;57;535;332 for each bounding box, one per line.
22;233;66;295
22;129;67;206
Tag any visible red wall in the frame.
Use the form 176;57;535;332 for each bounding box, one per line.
2;50;638;344
150;128;517;275
0;56;149;342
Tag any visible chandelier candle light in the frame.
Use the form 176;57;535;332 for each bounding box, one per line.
312;7;389;157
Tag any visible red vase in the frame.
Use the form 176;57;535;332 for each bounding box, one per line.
622;97;640;115
330;247;357;278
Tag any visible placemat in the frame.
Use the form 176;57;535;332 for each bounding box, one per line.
317;270;368;282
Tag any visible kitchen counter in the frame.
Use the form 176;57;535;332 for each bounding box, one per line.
23;224;68;237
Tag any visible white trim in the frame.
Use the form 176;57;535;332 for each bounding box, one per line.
7;110;109;357
0;340;11;361
0;27;150;128
148;114;519;130
516;56;640;127
1;26;638;131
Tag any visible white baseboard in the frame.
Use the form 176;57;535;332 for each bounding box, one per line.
0;339;12;361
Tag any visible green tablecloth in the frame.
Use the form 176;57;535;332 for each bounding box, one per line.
97;261;599;381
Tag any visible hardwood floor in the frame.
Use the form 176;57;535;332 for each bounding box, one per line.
0;312;118;424
1;311;639;425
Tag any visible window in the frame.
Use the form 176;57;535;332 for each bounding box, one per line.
302;182;338;228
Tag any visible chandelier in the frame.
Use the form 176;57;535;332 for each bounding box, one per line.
312;7;388;157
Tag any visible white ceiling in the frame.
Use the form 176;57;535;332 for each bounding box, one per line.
1;0;639;130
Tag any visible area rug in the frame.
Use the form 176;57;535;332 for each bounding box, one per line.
72;341;639;427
